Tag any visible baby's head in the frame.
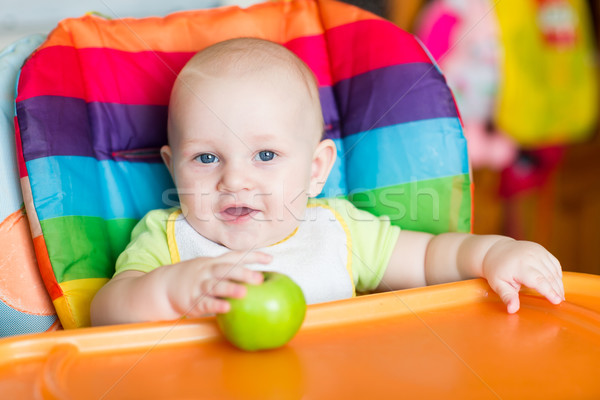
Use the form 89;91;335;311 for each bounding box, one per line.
161;38;336;250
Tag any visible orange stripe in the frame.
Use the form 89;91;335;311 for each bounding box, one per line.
39;0;326;52
32;236;62;301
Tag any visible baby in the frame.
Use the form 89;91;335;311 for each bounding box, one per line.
91;38;564;325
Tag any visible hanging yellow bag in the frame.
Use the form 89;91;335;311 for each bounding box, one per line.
495;0;598;147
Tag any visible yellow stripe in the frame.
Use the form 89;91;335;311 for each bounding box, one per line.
167;209;182;264
307;202;356;297
55;278;110;329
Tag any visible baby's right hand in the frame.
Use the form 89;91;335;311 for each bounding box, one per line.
166;251;272;317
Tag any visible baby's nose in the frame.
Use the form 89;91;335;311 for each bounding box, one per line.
217;162;253;193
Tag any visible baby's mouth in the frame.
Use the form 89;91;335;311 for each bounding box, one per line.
219;206;259;223
224;207;254;217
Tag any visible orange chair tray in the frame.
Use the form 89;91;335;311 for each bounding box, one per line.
0;271;599;399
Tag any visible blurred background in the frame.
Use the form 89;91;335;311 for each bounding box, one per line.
384;0;600;277
1;0;599;276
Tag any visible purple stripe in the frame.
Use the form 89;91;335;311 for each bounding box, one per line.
334;63;459;137
17;97;167;162
319;86;341;140
17;87;341;161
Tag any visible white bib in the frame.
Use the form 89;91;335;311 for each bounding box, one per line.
167;204;355;305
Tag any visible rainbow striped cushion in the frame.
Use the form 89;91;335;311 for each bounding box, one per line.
15;0;471;329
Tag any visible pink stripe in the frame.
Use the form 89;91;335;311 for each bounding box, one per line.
16;43;334;104
17;47;86;102
285;35;333;86
326;19;432;82
17;47;191;105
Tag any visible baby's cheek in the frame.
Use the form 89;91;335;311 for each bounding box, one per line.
283;195;308;222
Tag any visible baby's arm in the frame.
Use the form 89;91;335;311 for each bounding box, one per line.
90;251;271;326
377;231;564;313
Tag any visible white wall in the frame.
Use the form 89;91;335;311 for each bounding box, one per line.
0;0;264;50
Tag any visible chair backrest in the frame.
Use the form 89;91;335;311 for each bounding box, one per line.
15;0;471;329
0;34;59;336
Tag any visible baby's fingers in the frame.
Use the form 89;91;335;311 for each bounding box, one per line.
207;251;272;284
201;278;248;299
187;280;248;316
490;280;521;314
542;258;565;300
519;268;564;306
211;262;264;285
189;297;231;316
546;253;563;278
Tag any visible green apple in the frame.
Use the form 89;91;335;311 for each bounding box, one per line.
216;271;306;351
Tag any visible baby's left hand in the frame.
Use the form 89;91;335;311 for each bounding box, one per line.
482;239;564;313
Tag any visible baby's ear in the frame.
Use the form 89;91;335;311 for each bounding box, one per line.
308;139;337;197
160;145;175;179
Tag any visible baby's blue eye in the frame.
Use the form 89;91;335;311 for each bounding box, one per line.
256;151;276;162
196;153;219;164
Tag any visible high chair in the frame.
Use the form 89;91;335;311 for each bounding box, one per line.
14;0;471;330
1;1;599;398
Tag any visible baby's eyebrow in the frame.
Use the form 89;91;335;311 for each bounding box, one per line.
246;133;278;142
179;137;213;148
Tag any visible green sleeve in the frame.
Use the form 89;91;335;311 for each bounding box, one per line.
114;208;174;276
315;198;400;293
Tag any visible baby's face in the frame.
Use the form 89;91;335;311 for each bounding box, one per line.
164;71;324;250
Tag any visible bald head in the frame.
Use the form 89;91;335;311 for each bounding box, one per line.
168;38;324;143
182;38;317;88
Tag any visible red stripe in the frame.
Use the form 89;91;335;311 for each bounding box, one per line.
14;116;28;178
17;19;430;104
326;19;432;82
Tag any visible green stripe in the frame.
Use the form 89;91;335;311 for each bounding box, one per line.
40;216;138;283
454;175;472;232
347;174;471;234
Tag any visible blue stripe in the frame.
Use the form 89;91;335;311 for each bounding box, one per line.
317;138;346;198
27;156;175;221
343;118;468;191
